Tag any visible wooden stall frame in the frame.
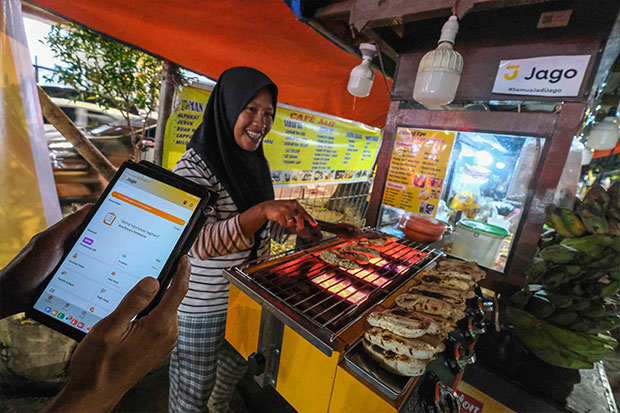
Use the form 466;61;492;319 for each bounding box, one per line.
367;103;586;292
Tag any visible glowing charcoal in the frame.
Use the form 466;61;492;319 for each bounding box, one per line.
348;291;368;304
369;258;390;267
396;265;409;274
368;257;383;265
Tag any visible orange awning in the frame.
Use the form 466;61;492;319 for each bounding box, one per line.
29;0;391;128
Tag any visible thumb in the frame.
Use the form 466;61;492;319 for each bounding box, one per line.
100;277;159;328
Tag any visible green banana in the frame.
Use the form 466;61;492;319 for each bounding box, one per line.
542;269;572;289
576;201;610;234
610;236;620;253
588;253;620;269
545;291;573;309
509;288;533;309
610;270;620;281
545;205;574;238
514;325;594;369
547;309;577;326
539;244;580;264
559;207;587;237
568;319;593;332
544;322;593;352
600;281;620;298
587;332;618;348
563;295;590;311
507;308;607;369
608;215;620;236
560;235;613;259
506;306;543;330
525;259;551;283
526;295;557;319
583;185;610;211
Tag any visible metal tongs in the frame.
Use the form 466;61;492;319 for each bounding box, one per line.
315;220;362;239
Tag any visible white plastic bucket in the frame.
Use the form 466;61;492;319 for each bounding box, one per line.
451;219;509;268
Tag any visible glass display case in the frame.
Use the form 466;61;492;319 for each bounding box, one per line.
378;127;543;272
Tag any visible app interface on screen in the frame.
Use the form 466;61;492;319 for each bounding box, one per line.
33;169;199;333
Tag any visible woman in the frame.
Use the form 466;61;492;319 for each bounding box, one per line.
169;67;319;412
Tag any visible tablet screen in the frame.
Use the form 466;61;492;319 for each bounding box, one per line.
33;168;200;333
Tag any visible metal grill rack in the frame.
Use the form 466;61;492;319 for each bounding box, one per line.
224;231;442;355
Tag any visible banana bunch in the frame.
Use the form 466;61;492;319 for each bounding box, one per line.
507;184;620;369
506;306;616;369
545;183;620;237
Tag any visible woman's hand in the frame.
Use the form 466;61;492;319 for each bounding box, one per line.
238;200;317;240
260;200;317;232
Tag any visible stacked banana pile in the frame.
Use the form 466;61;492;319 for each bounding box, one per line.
363;259;485;376
508;182;620;369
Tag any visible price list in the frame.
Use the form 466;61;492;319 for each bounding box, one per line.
381;128;455;217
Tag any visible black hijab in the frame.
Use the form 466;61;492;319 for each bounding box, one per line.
187;67;277;257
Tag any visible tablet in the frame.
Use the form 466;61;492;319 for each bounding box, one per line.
27;161;216;341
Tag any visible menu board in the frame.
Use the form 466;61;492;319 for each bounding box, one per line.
381;128;455;217
163;85;382;186
263;107;381;186
162;85;211;170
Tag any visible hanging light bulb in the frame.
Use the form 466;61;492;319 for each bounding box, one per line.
347;43;377;97
586;107;620;151
413;16;463;106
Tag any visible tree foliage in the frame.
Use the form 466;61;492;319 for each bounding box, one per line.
44;23;162;158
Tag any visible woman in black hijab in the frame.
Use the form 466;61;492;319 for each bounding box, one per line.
169;67;318;413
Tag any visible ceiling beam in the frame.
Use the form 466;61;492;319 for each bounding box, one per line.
349;0;556;32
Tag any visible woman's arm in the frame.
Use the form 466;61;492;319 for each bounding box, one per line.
238;200;317;240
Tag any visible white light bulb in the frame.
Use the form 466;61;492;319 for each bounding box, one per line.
347;43;377;98
587;116;620;151
413;16;463;106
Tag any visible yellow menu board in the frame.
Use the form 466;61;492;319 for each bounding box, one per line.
162;85;211;170
263;107;381;186
381;128;455;217
163;85;383;186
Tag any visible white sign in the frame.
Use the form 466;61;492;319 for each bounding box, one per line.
492;55;590;97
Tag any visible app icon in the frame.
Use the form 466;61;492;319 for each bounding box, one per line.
72;253;78;259
58;313;65;319
104;212;116;225
67;316;72;320
71;319;78;326
82;237;94;245
89;307;95;312
47;295;53;300
86;326;92;331
77;322;84;328
51;309;58;316
100;288;106;293
44;307;52;313
111;271;116;276
64;303;70;308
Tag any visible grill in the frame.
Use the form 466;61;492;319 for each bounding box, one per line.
224;229;443;356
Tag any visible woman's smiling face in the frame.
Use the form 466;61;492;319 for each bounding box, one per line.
233;88;274;151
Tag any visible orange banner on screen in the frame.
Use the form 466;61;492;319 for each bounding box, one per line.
111;192;185;225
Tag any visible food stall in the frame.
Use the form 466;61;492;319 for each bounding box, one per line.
221;1;620;412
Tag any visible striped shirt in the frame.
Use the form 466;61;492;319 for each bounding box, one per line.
173;149;287;315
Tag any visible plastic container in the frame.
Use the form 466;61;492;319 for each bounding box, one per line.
451;219;509;268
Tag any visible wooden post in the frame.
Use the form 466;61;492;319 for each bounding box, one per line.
37;85;117;182
153;60;180;166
